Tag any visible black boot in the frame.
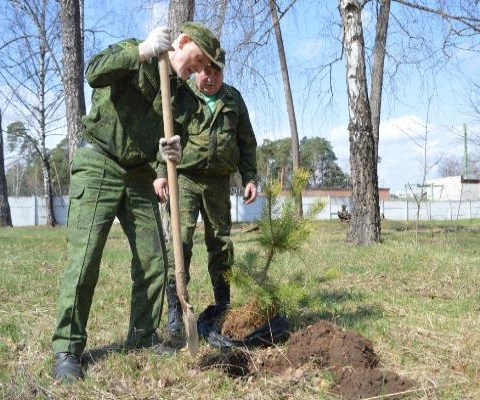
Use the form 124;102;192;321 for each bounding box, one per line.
53;352;83;381
197;283;231;338
213;282;230;310
165;284;185;344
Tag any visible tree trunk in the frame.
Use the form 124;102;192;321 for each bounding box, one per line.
0;108;13;227
213;0;228;37
41;157;56;227
370;0;391;163
168;0;195;38
38;6;56;227
339;0;381;245
59;0;86;167
279;166;285;190
269;0;302;216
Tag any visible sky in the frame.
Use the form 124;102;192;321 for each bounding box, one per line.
239;1;480;195
88;0;480;195
2;0;479;195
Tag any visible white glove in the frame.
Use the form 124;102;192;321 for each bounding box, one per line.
160;135;182;163
138;26;172;61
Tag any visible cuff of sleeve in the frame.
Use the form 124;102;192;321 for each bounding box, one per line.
122;45;142;69
157;163;167;179
243;178;258;187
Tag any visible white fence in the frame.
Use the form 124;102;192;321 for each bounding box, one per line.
9;196;69;227
7;195;480;227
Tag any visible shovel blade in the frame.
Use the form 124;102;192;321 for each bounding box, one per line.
184;309;199;356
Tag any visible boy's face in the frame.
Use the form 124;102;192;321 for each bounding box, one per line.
174;40;211;80
195;65;223;96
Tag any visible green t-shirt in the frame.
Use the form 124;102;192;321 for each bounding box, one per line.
202;93;218;114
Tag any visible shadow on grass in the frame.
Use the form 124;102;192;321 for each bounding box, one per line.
81;342;124;370
81;338;178;371
290;271;337;285
291;288;383;332
299;288;364;308
331;304;384;328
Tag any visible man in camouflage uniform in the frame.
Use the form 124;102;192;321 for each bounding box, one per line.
156;49;258;342
51;22;223;381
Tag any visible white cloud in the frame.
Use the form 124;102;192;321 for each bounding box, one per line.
325;124;349;170
324;115;466;193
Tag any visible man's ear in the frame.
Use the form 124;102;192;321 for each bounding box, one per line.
178;33;191;50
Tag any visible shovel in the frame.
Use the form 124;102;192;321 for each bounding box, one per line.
158;53;199;356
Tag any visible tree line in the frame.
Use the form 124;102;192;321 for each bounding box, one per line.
5;133;349;197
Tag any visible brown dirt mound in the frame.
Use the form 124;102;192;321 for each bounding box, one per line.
254;320;416;399
201;293;417;399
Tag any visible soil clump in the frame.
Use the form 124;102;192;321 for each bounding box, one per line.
257;320;415;399
200;319;416;399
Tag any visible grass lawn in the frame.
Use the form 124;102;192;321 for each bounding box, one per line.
0;219;479;399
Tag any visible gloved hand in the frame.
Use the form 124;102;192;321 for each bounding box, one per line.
160;135;182;163
138;26;172;62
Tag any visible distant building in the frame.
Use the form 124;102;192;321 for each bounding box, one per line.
426;176;480;201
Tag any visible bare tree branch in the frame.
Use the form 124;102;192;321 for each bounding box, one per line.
393;0;480;33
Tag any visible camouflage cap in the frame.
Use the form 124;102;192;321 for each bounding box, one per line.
211;48;226;71
181;22;224;70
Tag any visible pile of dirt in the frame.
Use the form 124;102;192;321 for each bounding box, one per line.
200;320;416;399
255;320;415;399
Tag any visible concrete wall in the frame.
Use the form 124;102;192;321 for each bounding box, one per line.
8;195;480;227
380;199;480;221
427;176;480;201
9;196;69;226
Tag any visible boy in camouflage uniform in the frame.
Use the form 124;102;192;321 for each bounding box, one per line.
156;50;258;342
52;22;222;381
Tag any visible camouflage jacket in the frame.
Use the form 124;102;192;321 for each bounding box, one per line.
159;80;257;186
82;38;188;175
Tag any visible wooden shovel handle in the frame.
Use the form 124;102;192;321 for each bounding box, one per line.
158;54;189;310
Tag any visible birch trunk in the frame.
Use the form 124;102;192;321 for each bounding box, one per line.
339;0;381;244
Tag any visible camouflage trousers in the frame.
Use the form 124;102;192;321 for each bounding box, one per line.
52;147;167;356
166;173;233;291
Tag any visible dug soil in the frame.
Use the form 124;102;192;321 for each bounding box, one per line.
201;319;416;399
256;320;415;399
